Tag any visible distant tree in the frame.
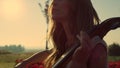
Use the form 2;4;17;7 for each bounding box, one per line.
4;45;9;50
0;44;25;53
108;43;120;56
17;44;25;52
0;45;11;54
0;50;11;54
8;45;17;52
39;0;50;50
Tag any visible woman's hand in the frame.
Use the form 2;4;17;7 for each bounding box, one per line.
67;31;96;68
73;31;95;62
14;60;28;68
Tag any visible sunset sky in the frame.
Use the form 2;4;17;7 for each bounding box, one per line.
0;0;120;50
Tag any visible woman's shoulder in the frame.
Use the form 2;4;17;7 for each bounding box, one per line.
91;36;108;55
92;36;107;48
88;37;108;68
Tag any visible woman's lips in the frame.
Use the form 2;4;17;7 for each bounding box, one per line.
52;8;60;17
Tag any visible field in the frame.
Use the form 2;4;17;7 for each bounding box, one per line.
0;52;120;68
0;52;34;68
108;56;120;62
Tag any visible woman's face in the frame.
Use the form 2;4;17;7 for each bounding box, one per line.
51;0;73;21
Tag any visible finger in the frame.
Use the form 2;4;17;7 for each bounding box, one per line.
80;31;94;49
81;31;90;41
76;31;87;49
76;34;81;41
77;31;92;49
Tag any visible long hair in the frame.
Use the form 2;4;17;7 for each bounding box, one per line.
45;0;100;68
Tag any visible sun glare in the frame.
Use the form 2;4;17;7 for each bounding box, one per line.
0;0;25;20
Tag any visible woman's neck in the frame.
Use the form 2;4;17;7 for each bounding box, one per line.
60;21;77;48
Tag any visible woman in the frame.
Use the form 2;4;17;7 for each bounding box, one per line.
45;0;108;68
15;0;108;68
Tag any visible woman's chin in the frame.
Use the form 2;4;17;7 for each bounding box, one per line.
52;16;67;21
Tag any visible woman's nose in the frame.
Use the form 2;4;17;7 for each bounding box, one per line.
52;3;57;7
53;0;61;6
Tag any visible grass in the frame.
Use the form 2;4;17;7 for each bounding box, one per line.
0;52;34;68
0;52;120;68
108;56;120;62
0;50;50;68
0;62;15;68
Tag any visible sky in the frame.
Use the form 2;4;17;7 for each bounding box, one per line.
0;0;120;50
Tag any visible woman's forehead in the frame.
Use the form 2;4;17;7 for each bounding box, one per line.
53;0;70;1
52;0;89;3
53;0;76;5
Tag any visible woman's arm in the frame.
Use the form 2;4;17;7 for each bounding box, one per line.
88;44;108;68
66;32;108;68
15;50;51;68
66;31;95;68
67;44;107;68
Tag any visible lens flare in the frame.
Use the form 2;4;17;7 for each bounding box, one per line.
0;0;25;20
